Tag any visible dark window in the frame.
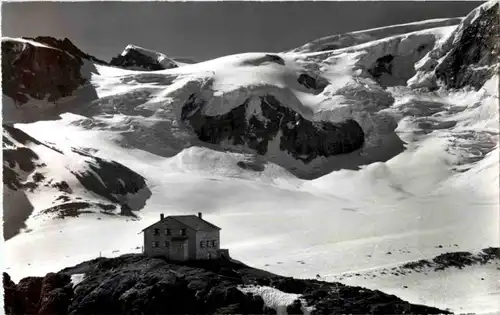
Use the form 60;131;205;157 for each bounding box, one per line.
166;228;172;236
164;241;170;247
153;228;160;236
212;240;217;248
180;228;186;236
153;241;159;248
206;241;211;248
200;241;204;248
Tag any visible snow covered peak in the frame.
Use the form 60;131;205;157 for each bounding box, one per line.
290;18;463;54
110;44;179;71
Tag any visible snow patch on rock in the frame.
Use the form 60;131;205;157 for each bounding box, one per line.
70;273;85;287
238;285;314;315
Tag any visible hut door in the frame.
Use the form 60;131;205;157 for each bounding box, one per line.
166;245;171;259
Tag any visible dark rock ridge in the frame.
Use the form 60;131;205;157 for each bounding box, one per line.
3;254;450;315
419;2;499;90
181;94;365;163
3;125;54;191
435;3;499;90
334;247;500;283
3;125;149;205
401;247;500;272
2;36;101;106
2;125;151;239
69;148;150;215
110;45;179;71
2;125;44;240
23;36;108;65
39;201;120;219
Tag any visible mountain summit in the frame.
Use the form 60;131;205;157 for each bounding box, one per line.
110;44;179;71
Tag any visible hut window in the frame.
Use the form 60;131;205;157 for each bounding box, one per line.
164;241;170;247
212;240;218;247
200;241;204;248
166;228;172;235
180;228;187;236
153;228;160;235
153;241;159;248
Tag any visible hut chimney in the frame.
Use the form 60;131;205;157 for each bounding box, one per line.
198;212;202;219
160;213;164;220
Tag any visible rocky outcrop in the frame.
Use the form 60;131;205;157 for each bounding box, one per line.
332;247;500;287
410;1;499;90
3;124;49;191
401;247;500;272
2;125;151;239
3;273;18;315
181;94;365;163
2;38;84;105
110;45;178;71
368;55;395;81
297;73;328;92
68;148;149;215
23;36;107;65
3;255;450;315
1;37;101;106
3;272;73;315
434;2;499;89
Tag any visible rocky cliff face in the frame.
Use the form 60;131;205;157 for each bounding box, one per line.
1;38;87;105
1;36;105;105
24;36;108;65
1;37;104;123
2;125;151;240
410;1;499;90
181;94;365;164
109;45;179;71
434;2;499;89
3;255;450;315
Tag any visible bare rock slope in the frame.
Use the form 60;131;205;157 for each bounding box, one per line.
3;255;450;315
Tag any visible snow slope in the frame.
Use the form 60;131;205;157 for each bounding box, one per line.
2;124;151;241
329;248;500;315
3;1;499;313
290;17;463;53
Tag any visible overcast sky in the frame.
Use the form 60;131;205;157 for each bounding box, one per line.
2;1;481;62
